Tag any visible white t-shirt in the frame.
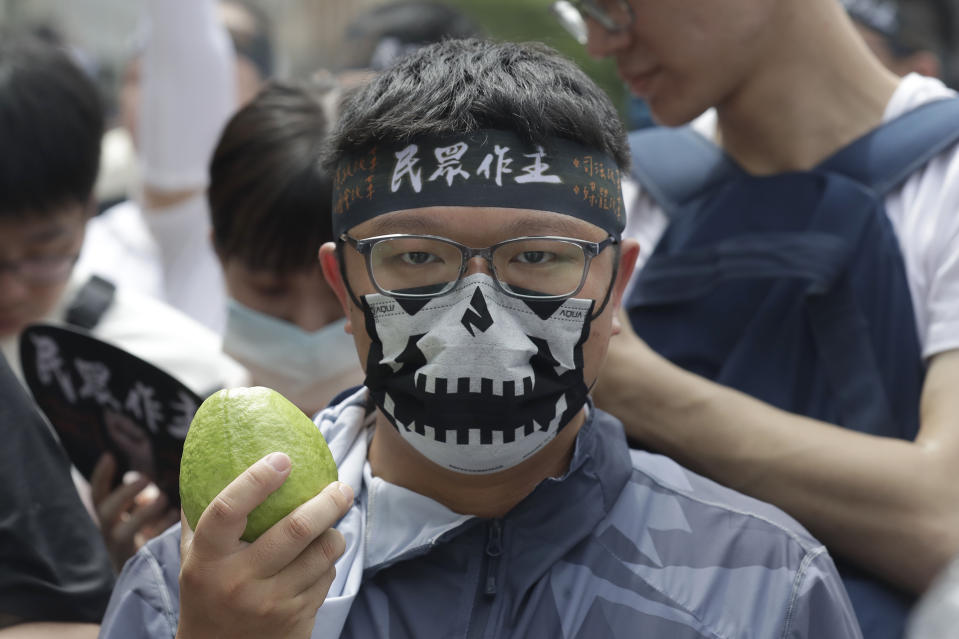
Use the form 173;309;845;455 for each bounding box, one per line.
77;195;227;334
625;73;959;359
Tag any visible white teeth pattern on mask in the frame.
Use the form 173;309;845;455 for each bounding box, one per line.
384;393;397;420
389;392;570;446
413;374;535;396
549;394;568;431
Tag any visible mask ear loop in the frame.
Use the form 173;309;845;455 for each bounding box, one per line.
337;239;368;310
588;240;621;321
582;241;622;397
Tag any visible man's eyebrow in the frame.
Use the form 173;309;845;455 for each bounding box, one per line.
363;214;436;236
362;210;602;240
497;213;600;239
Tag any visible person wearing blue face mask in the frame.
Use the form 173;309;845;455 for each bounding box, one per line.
208;79;365;417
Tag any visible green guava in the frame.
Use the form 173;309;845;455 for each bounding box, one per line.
179;386;338;542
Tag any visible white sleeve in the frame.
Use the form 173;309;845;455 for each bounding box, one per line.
886;138;959;360
138;0;236;192
621;177;668;297
920;149;959;358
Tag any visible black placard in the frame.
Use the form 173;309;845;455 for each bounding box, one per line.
18;323;203;508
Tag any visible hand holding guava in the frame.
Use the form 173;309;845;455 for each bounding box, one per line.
175;387;351;638
177;454;352;638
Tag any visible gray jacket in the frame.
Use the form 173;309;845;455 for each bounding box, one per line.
100;393;862;638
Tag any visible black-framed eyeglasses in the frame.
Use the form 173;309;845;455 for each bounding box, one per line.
340;233;619;301
0;254;78;285
549;0;635;45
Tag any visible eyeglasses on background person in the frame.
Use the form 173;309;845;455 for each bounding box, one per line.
549;0;635;45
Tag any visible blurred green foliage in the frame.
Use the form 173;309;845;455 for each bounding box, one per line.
441;0;628;121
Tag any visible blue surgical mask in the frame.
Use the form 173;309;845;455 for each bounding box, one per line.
222;298;361;415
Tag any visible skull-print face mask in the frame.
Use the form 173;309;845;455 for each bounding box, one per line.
360;274;595;474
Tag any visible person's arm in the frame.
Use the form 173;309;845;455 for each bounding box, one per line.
138;0;235;208
0;623;99;639
595;318;959;594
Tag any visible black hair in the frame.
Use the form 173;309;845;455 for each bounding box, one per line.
326;38;629;172
208;80;334;273
0;36;104;220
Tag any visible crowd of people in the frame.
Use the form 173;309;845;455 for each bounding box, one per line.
1;0;958;637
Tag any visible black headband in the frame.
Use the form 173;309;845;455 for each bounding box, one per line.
332;129;625;237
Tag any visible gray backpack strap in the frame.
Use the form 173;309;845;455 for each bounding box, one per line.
627;125;743;217
65;275;116;330
817;97;959;195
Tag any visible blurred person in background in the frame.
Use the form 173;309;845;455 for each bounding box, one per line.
208;79;365;417
78;0;274;334
0;31;244;577
842;0;954;81
565;0;959;636
0;38;116;616
335;0;482;87
0;350;110;637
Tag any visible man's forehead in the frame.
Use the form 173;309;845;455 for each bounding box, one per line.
350;206;609;241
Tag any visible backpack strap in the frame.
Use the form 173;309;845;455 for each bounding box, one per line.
627;126;742;217
817;96;959;195
65;275;116;330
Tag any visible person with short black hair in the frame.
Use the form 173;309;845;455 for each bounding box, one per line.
0;35;112;635
0;32;244;582
568;0;959;636
0;46;114;626
100;37;860;639
209;80;364;416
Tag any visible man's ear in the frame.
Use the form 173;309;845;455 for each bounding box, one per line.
610;238;640;336
319;242;354;335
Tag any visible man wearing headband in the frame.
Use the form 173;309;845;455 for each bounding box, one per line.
99;39;859;638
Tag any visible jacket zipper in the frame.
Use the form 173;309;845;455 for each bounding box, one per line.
484;519;503;596
467;519;504;639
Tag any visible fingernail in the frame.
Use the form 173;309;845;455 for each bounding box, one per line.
266;452;290;472
337;482;354;502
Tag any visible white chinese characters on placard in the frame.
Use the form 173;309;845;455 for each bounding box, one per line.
29;333;198;438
